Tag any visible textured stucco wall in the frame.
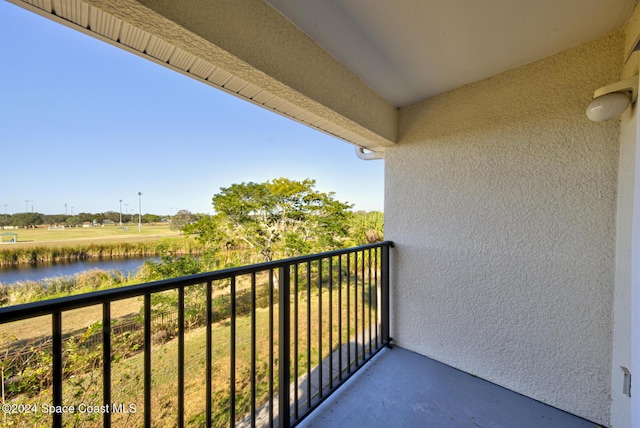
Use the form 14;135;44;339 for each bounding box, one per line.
386;33;623;425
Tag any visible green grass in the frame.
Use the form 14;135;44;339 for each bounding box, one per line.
0;228;201;267
2;224;179;246
2;275;379;427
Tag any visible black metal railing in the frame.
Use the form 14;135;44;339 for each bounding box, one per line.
0;242;393;427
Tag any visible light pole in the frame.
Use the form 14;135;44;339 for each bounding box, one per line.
119;199;123;227
24;200;29;212
138;192;142;233
3;205;7;226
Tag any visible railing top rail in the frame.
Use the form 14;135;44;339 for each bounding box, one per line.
0;241;393;324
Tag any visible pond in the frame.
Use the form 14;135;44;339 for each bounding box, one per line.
0;257;154;285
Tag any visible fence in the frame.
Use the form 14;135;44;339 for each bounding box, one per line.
0;242;393;427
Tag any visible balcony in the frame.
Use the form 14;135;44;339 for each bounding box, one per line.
0;242;598;427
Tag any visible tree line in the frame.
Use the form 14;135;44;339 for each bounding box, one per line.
1;178;384;251
1;211;168;228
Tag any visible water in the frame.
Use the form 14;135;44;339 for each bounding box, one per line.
0;257;154;285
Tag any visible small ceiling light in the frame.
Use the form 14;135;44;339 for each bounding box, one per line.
355;146;384;160
586;76;638;122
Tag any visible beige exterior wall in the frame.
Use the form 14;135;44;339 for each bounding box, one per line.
386;33;623;425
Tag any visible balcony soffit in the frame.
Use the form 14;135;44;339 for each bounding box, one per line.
7;0;394;152
266;0;638;107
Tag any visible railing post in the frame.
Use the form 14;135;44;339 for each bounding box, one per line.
278;265;291;428
177;286;185;428
103;302;111;428
206;281;213;427
144;294;152;428
381;244;392;348
52;311;62;428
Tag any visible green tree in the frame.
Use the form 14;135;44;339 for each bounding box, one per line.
170;210;196;231
348;210;384;245
0;214;10;228
10;212;43;228
141;244;202;281
138;244;204;326
65;215;81;227
42;214;68;225
143;213;162;224
185;178;353;262
103;211;123;224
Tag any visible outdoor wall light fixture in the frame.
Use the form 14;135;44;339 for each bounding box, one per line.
355;146;384;160
586;76;638;122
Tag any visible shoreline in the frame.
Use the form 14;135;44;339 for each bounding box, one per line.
0;238;201;267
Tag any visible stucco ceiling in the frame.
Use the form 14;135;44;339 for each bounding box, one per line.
265;0;638;107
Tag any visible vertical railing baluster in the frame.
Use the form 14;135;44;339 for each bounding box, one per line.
293;264;299;420
230;276;237;428
318;258;323;399
103;302;111;428
381;244;391;347
206;281;213;427
269;269;275;428
251;272;257;428
178;286;185;428
354;251;358;366
278;265;291;428
52;311;62;428
374;248;379;350
328;257;333;390
338;255;343;381
144;294;152;428
368;248;372;356
306;261;311;409
346;253;351;373
361;250;366;359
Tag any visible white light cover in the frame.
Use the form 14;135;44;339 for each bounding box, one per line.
586;92;631;122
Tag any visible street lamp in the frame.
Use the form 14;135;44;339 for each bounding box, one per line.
119;199;123;227
138;192;142;233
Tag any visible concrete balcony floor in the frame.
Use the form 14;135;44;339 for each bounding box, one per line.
298;346;597;428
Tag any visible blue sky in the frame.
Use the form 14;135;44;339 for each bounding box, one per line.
0;1;383;216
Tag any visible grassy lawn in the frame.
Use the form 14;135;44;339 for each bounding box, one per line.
0;297;143;347
2;224;180;247
3;276;379;427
